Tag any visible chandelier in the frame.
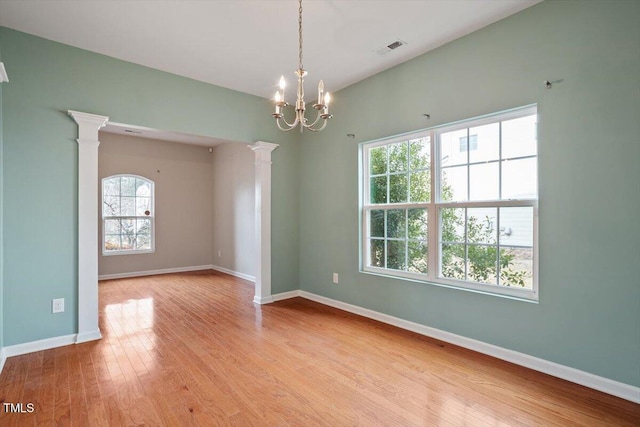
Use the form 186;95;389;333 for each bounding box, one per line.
272;0;332;132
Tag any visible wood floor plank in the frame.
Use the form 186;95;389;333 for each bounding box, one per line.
53;346;72;426
0;356;31;427
33;349;56;426
0;270;638;426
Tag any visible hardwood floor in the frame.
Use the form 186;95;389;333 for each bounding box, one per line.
0;270;638;426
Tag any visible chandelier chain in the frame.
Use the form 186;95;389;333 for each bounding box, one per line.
298;0;303;70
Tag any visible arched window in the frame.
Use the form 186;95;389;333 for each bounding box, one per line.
102;174;155;255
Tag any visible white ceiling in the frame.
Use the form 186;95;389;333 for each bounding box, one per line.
0;0;541;102
101;122;228;148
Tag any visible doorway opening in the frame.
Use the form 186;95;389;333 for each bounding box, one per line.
69;110;277;343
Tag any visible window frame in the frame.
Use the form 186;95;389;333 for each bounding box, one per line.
101;174;156;256
360;105;539;302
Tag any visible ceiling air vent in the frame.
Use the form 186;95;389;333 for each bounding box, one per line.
375;39;407;56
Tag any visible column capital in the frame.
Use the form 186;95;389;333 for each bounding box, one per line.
249;140;279;154
68;110;109;141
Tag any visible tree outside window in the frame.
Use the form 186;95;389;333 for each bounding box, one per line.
102;175;155;255
362;106;537;300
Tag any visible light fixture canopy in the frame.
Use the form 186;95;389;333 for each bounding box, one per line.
272;0;332;132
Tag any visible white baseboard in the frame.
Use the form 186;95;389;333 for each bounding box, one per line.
98;264;215;281
3;334;78;358
211;265;255;282
76;330;102;344
271;290;300;302
0;332;103;374
268;289;639;404
253;295;274;305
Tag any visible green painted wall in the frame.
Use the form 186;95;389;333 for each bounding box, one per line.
299;0;640;387
0;27;299;346
0;37;4;351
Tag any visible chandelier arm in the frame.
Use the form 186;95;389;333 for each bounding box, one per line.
303;108;324;129
289;111;303;128
276;115;300;131
305;119;329;132
280;109;300;128
276;119;297;132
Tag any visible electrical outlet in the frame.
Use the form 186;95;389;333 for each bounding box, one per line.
332;273;339;284
52;298;65;314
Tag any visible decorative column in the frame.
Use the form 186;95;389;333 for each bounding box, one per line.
68;110;109;343
249;141;279;304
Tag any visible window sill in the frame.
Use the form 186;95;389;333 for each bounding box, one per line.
360;267;539;303
102;249;155;257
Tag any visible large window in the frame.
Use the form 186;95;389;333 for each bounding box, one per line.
361;106;538;300
102;175;155;255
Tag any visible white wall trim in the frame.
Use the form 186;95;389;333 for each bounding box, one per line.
253;295;274;305
211;265;255;282
3;334;77;358
99;265;215;281
0;348;7;374
248;141;279;305
271;290;301;302
268;289;639;403
76;331;103;344
68;110;109;344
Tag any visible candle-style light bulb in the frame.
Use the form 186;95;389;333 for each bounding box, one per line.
274;91;282;114
317;80;324;105
279;75;286;90
322;92;331;115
